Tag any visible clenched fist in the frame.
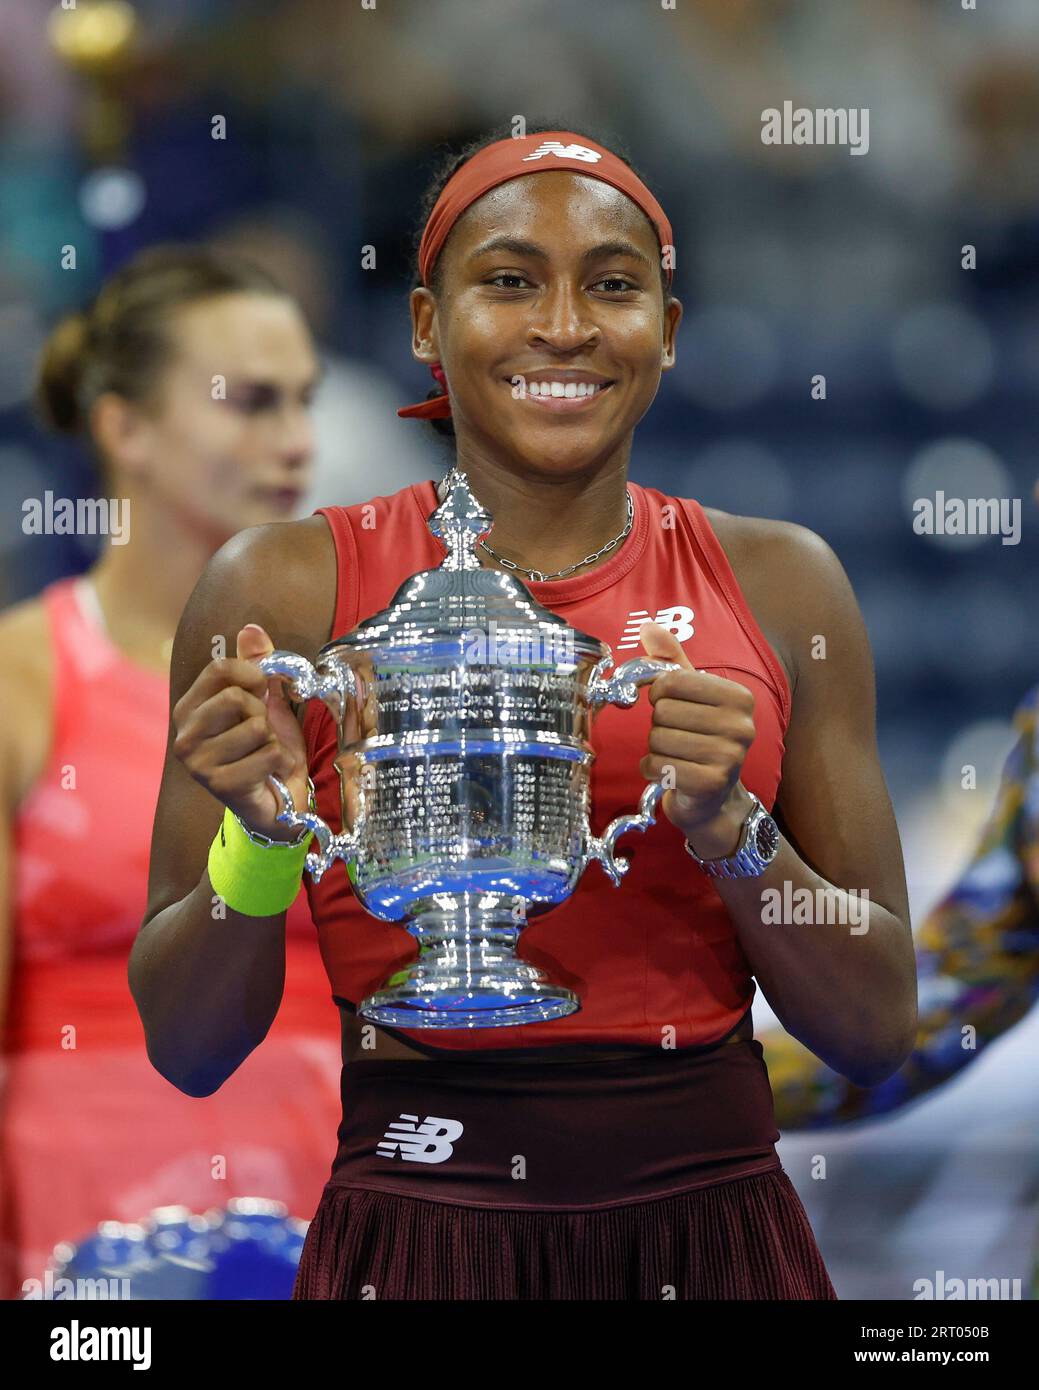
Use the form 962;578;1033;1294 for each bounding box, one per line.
637;621;757;858
172;623;310;841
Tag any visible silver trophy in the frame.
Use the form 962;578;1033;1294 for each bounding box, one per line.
258;469;680;1028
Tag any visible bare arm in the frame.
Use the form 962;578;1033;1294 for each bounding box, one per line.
741;526;916;1084
0;599;53;1049
642;523;917;1087
0;729;13;1053
128;516;335;1096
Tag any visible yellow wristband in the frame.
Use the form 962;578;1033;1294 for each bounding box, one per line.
207;807;314;917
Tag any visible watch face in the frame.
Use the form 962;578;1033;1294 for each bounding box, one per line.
754;814;780;860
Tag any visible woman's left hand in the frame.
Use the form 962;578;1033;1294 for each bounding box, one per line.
637;622;758;859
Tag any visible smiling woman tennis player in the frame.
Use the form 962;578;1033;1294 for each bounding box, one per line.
130;123;917;1300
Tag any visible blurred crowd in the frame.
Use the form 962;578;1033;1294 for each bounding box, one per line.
1;0;1038;1297
2;2;1037;791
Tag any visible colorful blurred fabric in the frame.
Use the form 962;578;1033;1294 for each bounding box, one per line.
763;681;1039;1131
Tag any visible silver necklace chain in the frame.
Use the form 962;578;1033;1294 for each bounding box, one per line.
476;488;634;582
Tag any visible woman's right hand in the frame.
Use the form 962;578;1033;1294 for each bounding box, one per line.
172;623;309;841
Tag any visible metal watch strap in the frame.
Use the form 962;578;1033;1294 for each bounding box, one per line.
683;793;778;879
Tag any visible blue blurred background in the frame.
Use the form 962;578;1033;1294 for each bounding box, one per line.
2;0;1037;1298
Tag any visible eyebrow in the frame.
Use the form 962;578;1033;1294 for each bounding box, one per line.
231;362;325;394
468;235;654;272
306;359;327;388
247;361;325;389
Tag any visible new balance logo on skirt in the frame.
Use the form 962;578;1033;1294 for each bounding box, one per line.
377;1114;464;1164
617;605;695;650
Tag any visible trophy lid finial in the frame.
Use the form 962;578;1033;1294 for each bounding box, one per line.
427;468;492;571
324;464;604;660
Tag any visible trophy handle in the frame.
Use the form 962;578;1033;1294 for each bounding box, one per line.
257;650;356;724
585;653;683;708
257;651;362;883
584;781;667;886
265;774;361;884
584;652;685;884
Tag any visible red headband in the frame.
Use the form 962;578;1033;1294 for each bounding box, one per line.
398;130;674;420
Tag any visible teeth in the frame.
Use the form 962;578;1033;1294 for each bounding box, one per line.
527;381;601;398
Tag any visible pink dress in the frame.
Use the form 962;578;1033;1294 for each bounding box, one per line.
1;576;343;1296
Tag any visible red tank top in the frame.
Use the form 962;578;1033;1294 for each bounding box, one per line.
302;479;791;1051
8;576;323;1052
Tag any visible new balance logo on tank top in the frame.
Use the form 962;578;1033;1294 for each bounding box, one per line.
302;479;791;1052
618;604;695;650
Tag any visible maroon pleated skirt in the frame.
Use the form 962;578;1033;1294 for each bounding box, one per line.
293;1039;836;1300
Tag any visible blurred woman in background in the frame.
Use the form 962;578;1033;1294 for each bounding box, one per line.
0;244;342;1296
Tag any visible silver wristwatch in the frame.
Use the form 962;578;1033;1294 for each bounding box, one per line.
683;792;780;879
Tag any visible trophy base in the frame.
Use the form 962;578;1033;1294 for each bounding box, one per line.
358;896;580;1028
359;979;579;1030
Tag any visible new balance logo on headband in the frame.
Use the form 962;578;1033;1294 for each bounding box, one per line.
376;1114;464;1164
618;605;695;650
522;141;603;164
